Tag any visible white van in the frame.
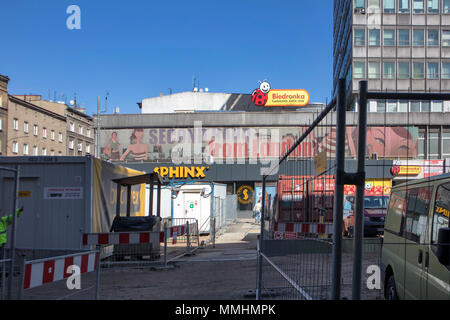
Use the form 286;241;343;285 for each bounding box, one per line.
381;173;450;300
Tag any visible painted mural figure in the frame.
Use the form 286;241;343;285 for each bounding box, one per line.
103;132;122;161
120;129;148;161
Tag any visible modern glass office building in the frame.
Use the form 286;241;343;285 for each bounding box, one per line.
333;0;450;112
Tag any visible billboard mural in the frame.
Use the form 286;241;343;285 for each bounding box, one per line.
99;126;419;163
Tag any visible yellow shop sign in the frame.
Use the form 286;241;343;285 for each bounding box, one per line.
154;166;210;179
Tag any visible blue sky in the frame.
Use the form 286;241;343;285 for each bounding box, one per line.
0;0;333;115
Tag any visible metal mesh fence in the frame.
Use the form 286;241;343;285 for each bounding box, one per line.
257;80;450;300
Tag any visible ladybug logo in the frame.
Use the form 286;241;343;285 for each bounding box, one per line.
252;80;271;106
391;165;400;176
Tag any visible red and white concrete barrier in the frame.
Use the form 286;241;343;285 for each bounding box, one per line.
82;231;161;246
273;222;333;235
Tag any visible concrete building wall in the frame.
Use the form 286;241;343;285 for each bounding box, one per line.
7;97;67;156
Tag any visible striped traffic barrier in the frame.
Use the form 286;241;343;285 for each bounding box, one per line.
19;250;100;299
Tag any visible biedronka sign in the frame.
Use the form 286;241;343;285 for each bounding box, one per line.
251;81;310;107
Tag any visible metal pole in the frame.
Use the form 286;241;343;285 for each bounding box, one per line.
1;247;6;300
96;96;100;158
209;184;215;245
8;165;20;300
256;176;266;300
331;79;346;300
17;254;25;300
352;81;368;300
95;246;101;300
186;222;191;255
164;223;168;267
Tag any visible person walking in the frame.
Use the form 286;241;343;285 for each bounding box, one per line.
253;199;262;224
0;206;24;260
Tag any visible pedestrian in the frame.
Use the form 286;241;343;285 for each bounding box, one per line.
0;206;24;260
253;199;262;224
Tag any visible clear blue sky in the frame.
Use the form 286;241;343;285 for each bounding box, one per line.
0;0;333;115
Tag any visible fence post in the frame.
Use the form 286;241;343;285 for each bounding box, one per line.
8;165;20;300
164;223;168;267
17;254;25;300
95;246;101;300
186;222;191;255
1;247;6;300
352;81;368;300
331;78;346;300
212;217;216;248
256;175;266;300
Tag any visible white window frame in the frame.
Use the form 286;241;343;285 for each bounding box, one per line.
69;140;74;150
23;144;29;155
42;127;47;139
50;130;55;141
42;147;47;156
33;145;38;156
24;121;29;134
58;132;63;143
12;141;18;154
69;122;75;132
33;124;38;136
13;118;18;131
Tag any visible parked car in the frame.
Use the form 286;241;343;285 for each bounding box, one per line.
344;195;389;237
381;173;450;300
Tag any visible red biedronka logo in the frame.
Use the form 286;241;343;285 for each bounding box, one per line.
251;81;310;107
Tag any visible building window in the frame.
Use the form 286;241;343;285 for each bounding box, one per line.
79;125;83;135
13;118;18;131
354;61;366;78
384;29;395;46
442;62;450;79
384;0;395;13
33;125;38;136
23;144;29;155
411;101;421;112
422;101;431;112
431;183;450;244
354;29;366;46
443;130;450;157
0;119;2;131
427;62;439;79
369;29;380;46
368;0;380;10
23;121;29;134
50;150;55;156
58;132;63;142
443;30;450;46
413;62;425;79
444;0;450;13
368;62;380;78
417;130;425;158
399;100;408;112
384;61;395;79
69;122;75;132
432;101;443;112
399;0;410;13
428;29;439;46
50;130;55;141
58;151;62;156
86;129;91;138
387;100;398;112
86;144;91;154
42;127;47;138
413;29;424;46
69;140;74;150
377;100;386;112
427;0;439;13
78;142;83;152
398;29;410;46
355;0;365;8
413;0;425;13
33;145;38;156
12;141;18;154
42;147;47;156
428;132;439;159
398;62;410;79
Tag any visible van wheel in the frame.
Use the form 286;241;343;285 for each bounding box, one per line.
385;274;398;300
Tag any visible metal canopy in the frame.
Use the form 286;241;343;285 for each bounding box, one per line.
112;172;161;186
113;172;162;218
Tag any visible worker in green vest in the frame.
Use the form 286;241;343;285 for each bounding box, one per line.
0;206;24;259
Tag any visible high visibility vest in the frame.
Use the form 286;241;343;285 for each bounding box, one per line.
0;208;24;246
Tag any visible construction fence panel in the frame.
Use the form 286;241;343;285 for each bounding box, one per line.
225;195;238;224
